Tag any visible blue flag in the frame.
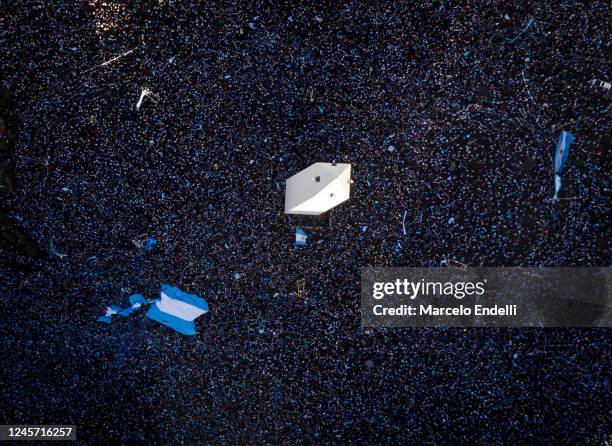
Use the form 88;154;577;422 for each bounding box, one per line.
145;285;208;336
554;130;574;175
142;238;157;252
295;228;308;247
97;286;208;336
97;294;152;323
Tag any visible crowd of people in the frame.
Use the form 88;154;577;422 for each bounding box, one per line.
1;1;609;444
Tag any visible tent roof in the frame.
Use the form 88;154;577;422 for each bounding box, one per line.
284;163;351;215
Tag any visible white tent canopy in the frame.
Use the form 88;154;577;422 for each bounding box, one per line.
284;162;351;215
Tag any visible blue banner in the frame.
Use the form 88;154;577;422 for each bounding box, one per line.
554;130;574;174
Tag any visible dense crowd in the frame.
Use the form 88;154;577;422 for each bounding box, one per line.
0;1;610;444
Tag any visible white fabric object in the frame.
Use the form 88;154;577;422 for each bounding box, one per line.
156;291;207;321
136;89;149;110
554;174;562;200
284;163;351;215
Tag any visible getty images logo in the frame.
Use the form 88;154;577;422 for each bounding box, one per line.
372;278;486;300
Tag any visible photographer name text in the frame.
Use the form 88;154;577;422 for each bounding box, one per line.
372;304;517;317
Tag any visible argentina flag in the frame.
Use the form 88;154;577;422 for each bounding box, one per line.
554;130;574;175
145;285;209;336
295;228;308;247
97;294;152;323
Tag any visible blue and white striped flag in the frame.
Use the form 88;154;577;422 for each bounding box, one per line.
145;285;208;336
97;294;152;323
97;285;208;336
295;228;308;247
554;130;574;175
